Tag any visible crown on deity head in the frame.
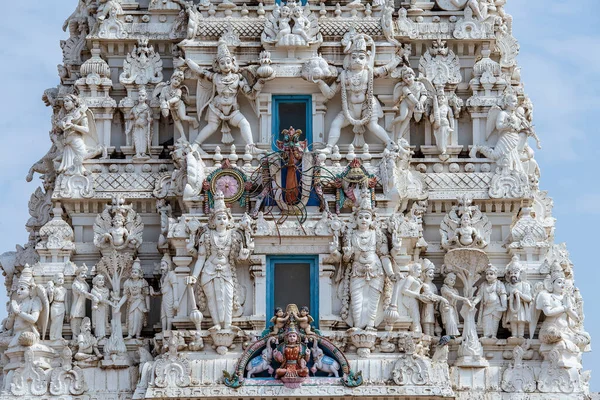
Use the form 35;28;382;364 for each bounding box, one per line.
216;38;233;62
285;321;301;337
349;34;368;54
506;255;523;275
549;261;566;283
212;191;227;213
18;265;35;287
353;188;377;218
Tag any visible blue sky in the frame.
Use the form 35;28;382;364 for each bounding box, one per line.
0;0;598;389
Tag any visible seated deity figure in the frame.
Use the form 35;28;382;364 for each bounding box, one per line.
74;317;103;363
440;272;472;336
391;65;427;143
312;32;402;153
150;254;179;332
273;325;310;380
117;261;150;339
47;273;68;341
341;191;394;330
185;39;273;155
504;256;533;339
455;212;483;247
55;94;103;174
187;191;252;331
6;267;46;348
473;264;507;339
535;267;590;367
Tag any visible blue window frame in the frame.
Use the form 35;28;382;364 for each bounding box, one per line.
266;255;319;328
271;95;313;150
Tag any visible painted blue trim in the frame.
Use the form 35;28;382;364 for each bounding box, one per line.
271;95;313;151
266;255;320;328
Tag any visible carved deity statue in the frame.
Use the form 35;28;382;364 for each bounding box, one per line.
312;32;402;153
185;39;274;154
473;264;507;339
71;265;96;337
436;0;491;20
6;266;48;348
292;306;315;335
429;88;454;155
93;196;144;252
153;70;199;141
172;0;203;40
187;191;253;331
395;262;425;333
270;307;290;335
503;256;533;339
440;196;491;249
150;254;179;332
273;325;310;380
47;273;67;341
125;88;153;159
440;272;471;336
74;317;102;364
262;0;321;48
117;260;150;339
420;260;447;337
470;89;529;173
91;274;111;339
339;191;394;330
55;94;103;174
391;66;427;143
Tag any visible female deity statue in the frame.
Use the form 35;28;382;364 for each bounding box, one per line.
420;260;447;337
430;88;454;155
188;191;252;331
504;256;533;339
273;325;310;380
340;191;394;330
312;33;402;152
126;87;153;159
71;265;96;337
47;273;68;341
150;254;179;332
153;70;199;141
116;261;150;339
440;272;472;336
185;39;273;154
91;274;111;339
55;94;103;174
473;264;507;339
535;267;590;367
391;66;427;143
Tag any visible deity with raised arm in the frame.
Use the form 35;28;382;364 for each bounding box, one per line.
187;191;253;331
71;265;96;337
420;260;447;337
117;260;150;339
504;256;532;339
47;273;67;341
311;31;403;153
55;94;103;174
125;87;153;159
91;274;111;339
185;39;274;155
150;254;179;332
153;70;199;141
173;0;202;40
340;191;394;330
473;264;507;339
440;272;471;336
391;66;427;143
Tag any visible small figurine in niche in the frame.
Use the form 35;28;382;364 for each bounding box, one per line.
430;88;454;155
391;65;427;143
440;272;472;336
504;256;533;339
473;264;507;339
71;265;97;337
125;87;153;160
105;213;129;248
91;274;111;339
273;325;310;380
150;254;179;332
293;306;314;335
153;69;199;141
74;317;103;364
47;273;68;341
270;307;290;335
117;260;150;339
455;212;485;247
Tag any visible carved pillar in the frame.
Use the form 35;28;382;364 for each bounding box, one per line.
249;255;267;330
257;93;273;146
312;93;328;147
318;255;337;329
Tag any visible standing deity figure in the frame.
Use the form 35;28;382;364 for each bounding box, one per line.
125;87;153;159
420;260;447;337
173;0;202;40
187;191;252;331
74;317;103;363
91;274;111;339
6;266;48;348
535;267;590;366
340;191;394;330
430;88;454;155
273;325;311;380
71;265;96;337
503;256;532;339
55;94;103;174
150;254;179;332
185;39;273;155
473;264;507;339
396;262;425;333
47;273;68;341
391;66;427;143
154;70;199;141
117;261;150;339
470;89;527;173
312;32;402;153
440;272;471;336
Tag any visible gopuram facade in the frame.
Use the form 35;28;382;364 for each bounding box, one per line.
0;0;592;399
